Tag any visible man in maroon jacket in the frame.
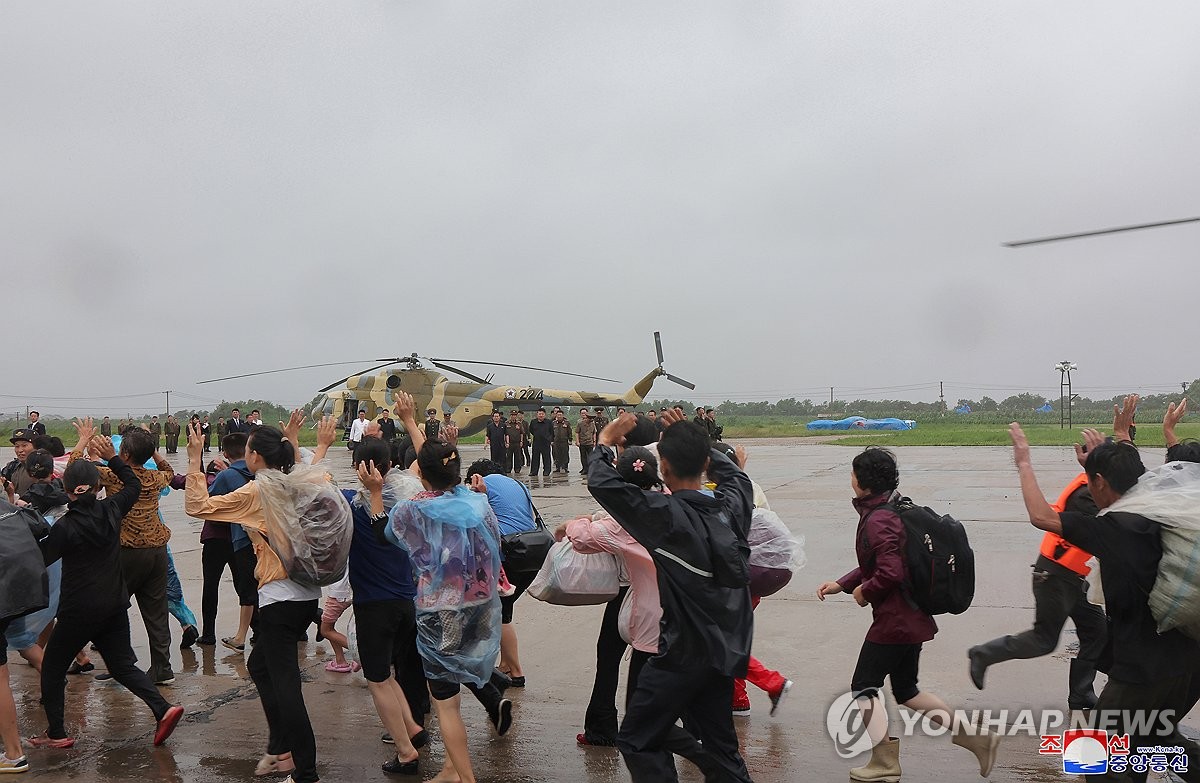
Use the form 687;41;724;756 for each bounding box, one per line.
818;447;999;781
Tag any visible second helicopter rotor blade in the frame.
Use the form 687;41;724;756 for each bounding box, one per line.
429;358;619;384
198;360;378;385
1004;216;1200;247
430;361;490;385
315;360;404;393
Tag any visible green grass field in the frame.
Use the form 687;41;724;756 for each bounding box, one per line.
815;421;1200;447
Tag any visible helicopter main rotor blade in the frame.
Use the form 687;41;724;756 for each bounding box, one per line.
316;360;403;393
665;373;697;391
1003;216;1200;247
430;361;490;385
654;331;665;366
198;360;378;385
428;358;619;384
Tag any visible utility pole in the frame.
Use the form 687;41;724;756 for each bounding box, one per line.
939;380;945;415
829;387;834;405
164;391;171;418
1055;361;1077;429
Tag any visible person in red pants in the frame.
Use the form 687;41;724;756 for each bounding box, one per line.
732;595;792;716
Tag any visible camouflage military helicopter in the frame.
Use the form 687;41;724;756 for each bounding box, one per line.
198;332;694;437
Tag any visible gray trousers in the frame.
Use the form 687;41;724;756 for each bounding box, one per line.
119;545;173;682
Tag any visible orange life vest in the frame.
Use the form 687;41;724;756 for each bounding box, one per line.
1039;473;1093;576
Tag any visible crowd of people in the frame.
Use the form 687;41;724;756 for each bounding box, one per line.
1;394;1198;783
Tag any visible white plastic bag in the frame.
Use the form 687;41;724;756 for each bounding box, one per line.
256;463;354;587
747;509;805;571
527;539;621;606
1104;461;1200;639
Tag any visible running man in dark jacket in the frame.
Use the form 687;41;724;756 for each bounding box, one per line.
587;410;754;783
32;428;183;749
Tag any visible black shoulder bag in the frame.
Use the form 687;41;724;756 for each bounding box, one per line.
501;482;555;574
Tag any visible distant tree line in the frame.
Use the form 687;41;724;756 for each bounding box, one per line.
647;379;1198;424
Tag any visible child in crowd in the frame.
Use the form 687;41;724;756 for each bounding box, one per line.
319;573;359;673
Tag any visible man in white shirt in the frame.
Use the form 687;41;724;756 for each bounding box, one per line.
348;409;368;451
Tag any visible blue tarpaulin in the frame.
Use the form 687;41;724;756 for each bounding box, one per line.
806;416;916;431
1036;403;1053;413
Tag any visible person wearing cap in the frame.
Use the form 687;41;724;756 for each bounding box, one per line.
164;416;181;454
593;407;610;436
552;410;572;474
424;409;441;443
149;416;163;448
27;411;46;437
2;430;38;498
576;410;597;476
705;409;722;442
100;417;112;437
441;412;459;445
505;410;526;475
519;412;531;468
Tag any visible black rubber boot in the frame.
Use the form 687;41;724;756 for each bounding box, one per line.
967;639;1008;690
1067;658;1098;710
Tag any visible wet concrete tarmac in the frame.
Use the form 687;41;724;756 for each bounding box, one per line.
4;440;1194;781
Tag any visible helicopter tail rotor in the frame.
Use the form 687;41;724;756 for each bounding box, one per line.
653;331;695;390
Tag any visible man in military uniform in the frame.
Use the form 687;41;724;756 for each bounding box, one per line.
101;416;112;437
485;411;508;469
705;408;723;441
528;408;554;477
149;415;163;447
505;409;526;475
164;415;182;454
552;410;572;474
693;407;707;430
519;411;532;467
1;429;37;497
575;409;597;476
593;407;610;435
379;408;398;441
424;408;441;442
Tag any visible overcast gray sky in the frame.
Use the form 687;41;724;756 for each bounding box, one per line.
3;2;1197;417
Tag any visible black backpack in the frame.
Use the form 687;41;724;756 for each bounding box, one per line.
865;497;975;616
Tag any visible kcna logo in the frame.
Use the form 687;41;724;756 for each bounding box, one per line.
1040;729;1189;776
1040;729;1127;775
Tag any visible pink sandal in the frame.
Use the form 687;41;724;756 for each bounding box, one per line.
324;660;360;673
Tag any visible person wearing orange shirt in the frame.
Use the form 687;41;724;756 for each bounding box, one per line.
967;471;1107;709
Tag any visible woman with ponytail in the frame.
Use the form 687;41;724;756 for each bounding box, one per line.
184;411;341;783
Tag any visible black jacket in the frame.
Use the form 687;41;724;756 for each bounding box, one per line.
0;500;51;622
587;444;753;677
528;418;554;446
40;456;142;621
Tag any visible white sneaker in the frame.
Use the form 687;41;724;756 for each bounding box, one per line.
769;680;792;717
